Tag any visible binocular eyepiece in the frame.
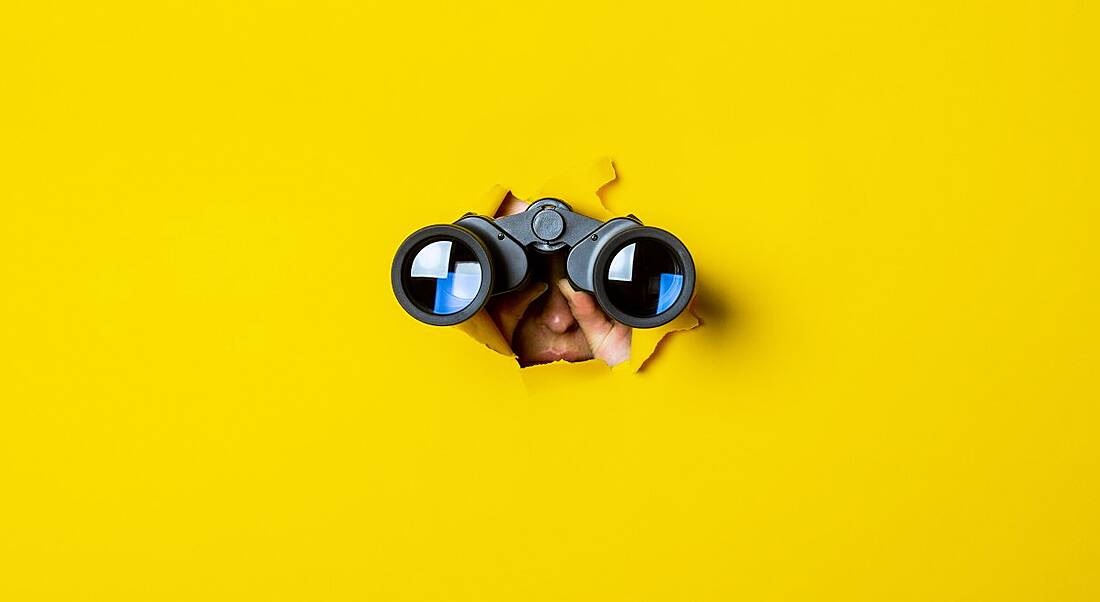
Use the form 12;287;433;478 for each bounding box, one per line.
391;199;695;329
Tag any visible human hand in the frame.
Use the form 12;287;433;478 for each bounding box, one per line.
554;278;631;367
483;193;632;367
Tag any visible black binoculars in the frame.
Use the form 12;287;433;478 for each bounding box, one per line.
391;199;695;328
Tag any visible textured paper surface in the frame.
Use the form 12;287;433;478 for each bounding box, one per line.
3;2;1097;601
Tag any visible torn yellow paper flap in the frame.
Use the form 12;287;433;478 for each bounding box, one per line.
625;300;700;373
474;184;513;218
535;157;617;221
454;310;513;356
519;356;615;392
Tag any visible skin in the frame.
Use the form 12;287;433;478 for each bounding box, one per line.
485;195;632;367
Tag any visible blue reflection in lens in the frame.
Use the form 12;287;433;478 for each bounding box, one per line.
404;238;483;315
656;273;684;314
431;261;482;314
604;239;684;319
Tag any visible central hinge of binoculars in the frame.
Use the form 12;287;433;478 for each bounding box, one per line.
494;198;604;253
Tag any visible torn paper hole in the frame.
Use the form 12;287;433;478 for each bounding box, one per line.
454;157;701;373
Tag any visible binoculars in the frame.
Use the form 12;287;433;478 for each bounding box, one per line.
391;199;695;329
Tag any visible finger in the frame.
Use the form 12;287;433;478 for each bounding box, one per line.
556;278;615;351
597;322;632;367
490;281;549;343
556;279;632;366
494;193;529;218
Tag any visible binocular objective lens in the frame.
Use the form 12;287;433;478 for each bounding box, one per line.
604;238;685;318
402;237;484;315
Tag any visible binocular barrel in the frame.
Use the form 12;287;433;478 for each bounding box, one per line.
391;198;694;329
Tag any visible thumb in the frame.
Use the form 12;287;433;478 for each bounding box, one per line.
556;279;615;352
556;279;632;367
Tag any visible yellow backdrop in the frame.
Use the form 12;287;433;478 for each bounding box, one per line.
2;1;1097;600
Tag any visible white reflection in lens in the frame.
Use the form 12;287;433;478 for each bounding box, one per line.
410;240;452;279
607;242;637;282
450;261;482;300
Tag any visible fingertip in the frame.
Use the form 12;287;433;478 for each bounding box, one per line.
557;278;602;317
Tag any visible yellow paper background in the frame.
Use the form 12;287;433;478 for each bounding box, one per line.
2;2;1098;600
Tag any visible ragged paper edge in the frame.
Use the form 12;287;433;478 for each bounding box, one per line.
454;158;701;373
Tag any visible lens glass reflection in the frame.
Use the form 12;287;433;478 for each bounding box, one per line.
604;239;683;318
403;237;483;315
